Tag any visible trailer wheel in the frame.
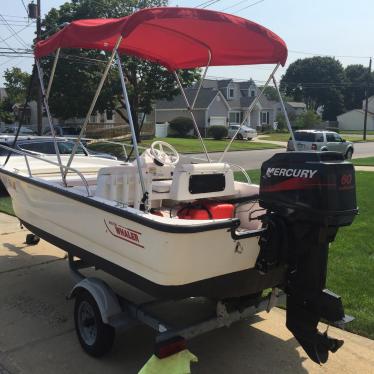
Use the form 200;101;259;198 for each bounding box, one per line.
74;290;115;357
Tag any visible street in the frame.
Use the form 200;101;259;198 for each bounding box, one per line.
183;142;374;170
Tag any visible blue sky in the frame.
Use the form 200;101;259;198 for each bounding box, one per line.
0;0;373;85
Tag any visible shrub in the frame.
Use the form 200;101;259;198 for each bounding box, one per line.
168;117;194;137
295;110;321;129
208;125;228;140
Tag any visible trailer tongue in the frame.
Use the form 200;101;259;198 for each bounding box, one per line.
259;151;357;363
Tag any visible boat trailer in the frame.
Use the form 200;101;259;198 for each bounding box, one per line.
67;254;285;358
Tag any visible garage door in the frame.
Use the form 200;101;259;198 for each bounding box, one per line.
210;116;227;127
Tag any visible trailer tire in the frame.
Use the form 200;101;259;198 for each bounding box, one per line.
74;290;115;357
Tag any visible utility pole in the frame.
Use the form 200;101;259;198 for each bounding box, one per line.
36;0;42;135
363;57;372;141
28;1;42;135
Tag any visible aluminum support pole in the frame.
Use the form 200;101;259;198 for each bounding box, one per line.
35;59;65;183
273;76;297;151
174;72;211;162
219;63;280;162
64;36;123;179
191;50;211;109
116;51;148;206
46;48;60;100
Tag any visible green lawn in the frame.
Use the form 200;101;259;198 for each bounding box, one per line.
353;157;374;166
340;130;374;135
0;195;13;216
259;132;290;142
327;171;374;339
0;169;372;338
345;137;374;143
87;137;281;158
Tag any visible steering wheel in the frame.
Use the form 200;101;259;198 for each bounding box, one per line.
149;141;180;166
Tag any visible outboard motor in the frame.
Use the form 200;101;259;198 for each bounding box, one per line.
258;152;357;364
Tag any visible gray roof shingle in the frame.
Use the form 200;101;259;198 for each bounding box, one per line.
156;88;220;110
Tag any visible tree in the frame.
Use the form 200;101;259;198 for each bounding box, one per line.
280;57;345;121
344;64;374;111
295;110;321;129
208;125;228;140
0;98;15;124
169;117;194;137
262;86;278;101
41;0;201;142
3;67;31;105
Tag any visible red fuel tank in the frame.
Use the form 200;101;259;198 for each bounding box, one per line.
177;201;234;220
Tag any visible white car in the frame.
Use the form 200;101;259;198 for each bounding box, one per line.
228;125;257;140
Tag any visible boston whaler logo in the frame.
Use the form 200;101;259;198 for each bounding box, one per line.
104;219;144;248
265;167;318;179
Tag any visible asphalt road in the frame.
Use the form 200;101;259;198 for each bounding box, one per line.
183;142;374;170
1;213;374;374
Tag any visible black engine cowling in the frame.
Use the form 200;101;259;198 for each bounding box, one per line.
258;151;357;364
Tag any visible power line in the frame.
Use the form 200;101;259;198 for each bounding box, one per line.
20;0;29;16
289;49;371;60
220;0;250;12
0;23;34;44
195;0;222;9
0;15;30;49
0;14;29;19
231;0;265;14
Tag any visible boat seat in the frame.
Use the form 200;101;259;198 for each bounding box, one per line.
95;165;140;207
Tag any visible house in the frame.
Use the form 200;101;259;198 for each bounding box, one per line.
337;96;374;131
0;87;7;101
155;78;277;135
273;101;307;118
155;87;230;136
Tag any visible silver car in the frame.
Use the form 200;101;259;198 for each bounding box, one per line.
287;130;354;159
228;125;257;140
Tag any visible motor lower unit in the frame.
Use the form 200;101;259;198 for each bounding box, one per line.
258;151;357;364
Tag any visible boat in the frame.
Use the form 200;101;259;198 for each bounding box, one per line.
0;7;358;364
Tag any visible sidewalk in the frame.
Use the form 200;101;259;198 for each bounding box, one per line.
0;213;374;373
355;166;374;172
254;135;287;147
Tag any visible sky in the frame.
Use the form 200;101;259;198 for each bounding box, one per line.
0;0;373;86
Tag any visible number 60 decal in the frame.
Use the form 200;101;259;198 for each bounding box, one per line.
341;174;352;185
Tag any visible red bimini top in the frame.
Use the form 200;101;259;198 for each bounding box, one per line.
35;7;287;70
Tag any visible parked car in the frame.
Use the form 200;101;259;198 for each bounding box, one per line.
1;126;36;136
0;137;116;195
43;125;82;138
228;125;257;140
287;130;354;159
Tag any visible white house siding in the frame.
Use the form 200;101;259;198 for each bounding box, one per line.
337;110;374;131
207;95;229;127
362;96;374;113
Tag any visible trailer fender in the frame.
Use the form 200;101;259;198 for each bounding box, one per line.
69;277;122;325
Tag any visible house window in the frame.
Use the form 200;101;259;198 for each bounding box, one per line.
227;86;235;99
106;109;113;121
229;111;241;124
261;111;270;125
250;89;256;97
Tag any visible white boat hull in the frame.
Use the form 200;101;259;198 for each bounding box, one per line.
1;170;286;298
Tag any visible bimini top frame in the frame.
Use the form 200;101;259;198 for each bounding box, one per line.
33;6;296;210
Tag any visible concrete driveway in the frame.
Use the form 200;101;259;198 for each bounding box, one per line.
0;213;373;374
